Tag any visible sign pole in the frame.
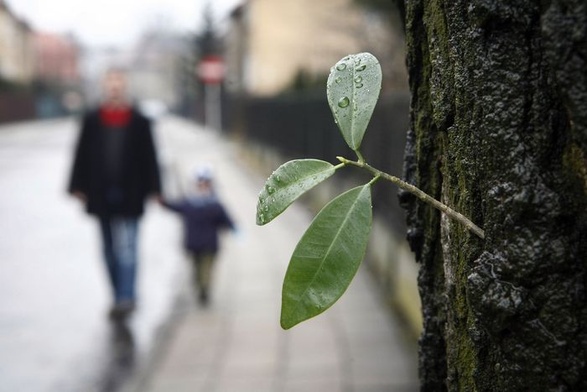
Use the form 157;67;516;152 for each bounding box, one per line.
205;83;222;131
198;55;225;131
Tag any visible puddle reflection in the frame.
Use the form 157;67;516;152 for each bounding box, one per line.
97;321;136;392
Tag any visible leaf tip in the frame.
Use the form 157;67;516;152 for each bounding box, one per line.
280;309;297;330
255;199;267;225
280;319;293;330
255;216;265;226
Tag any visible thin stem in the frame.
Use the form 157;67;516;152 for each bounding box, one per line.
354;150;366;164
367;174;381;186
337;156;485;239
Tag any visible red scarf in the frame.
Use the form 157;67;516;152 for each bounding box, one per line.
100;105;131;127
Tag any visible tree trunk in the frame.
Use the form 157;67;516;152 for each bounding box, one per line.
400;1;587;390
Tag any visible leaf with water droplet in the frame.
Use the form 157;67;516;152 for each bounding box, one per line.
280;184;373;329
338;97;350;108
327;52;381;151
256;159;336;225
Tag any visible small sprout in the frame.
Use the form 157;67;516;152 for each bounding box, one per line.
257;53;484;329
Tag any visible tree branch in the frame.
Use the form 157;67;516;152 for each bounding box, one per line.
337;156;485;239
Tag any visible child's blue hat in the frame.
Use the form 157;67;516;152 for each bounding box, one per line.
196;165;213;181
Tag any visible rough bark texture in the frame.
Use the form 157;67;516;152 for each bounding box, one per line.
400;1;587;391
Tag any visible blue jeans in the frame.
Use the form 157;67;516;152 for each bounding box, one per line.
98;217;139;304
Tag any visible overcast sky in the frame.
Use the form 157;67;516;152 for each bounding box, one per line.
6;0;242;47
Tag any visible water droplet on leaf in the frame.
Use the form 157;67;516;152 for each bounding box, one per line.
355;64;366;72
336;63;347;71
338;96;350;108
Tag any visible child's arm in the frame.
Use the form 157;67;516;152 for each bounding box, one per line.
217;203;236;231
159;198;184;213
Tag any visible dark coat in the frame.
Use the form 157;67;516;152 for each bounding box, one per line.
162;196;234;254
68;108;161;217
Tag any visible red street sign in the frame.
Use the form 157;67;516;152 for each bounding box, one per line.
198;55;225;85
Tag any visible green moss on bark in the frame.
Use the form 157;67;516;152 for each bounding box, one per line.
403;0;587;391
564;143;587;197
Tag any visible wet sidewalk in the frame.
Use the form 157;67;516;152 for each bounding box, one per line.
0;118;188;392
133;117;419;392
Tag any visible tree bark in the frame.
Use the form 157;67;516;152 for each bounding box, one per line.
400;1;587;390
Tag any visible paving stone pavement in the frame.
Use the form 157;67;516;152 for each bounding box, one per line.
133;116;420;392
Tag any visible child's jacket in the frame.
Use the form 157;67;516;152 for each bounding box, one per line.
163;195;234;253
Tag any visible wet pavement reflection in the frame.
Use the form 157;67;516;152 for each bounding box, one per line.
0;119;186;392
96;321;136;392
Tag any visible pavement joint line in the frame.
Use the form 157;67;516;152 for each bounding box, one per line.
120;284;191;392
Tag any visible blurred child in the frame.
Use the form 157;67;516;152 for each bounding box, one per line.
161;166;235;305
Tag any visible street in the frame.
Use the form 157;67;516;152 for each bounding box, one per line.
0;117;186;392
0;116;419;392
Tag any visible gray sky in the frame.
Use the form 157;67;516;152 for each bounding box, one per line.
6;0;242;47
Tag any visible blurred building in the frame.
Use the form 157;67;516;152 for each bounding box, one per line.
0;0;84;119
33;32;83;116
77;29;189;114
0;0;35;85
34;32;80;86
129;30;189;111
224;0;407;96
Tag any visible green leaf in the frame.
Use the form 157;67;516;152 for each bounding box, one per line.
280;184;373;329
256;159;336;225
327;52;382;151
